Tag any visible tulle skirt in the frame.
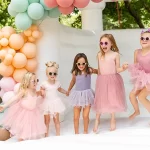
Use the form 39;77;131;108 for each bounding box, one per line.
69;89;94;107
93;74;126;113
0;102;46;140
128;63;150;91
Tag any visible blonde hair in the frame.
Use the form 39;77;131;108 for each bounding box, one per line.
45;61;59;73
99;34;119;56
18;72;35;95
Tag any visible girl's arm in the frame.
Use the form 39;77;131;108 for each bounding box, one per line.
58;87;67;95
89;68;98;74
116;53;128;73
0;91;23;111
67;73;76;94
134;50;138;64
97;53;101;75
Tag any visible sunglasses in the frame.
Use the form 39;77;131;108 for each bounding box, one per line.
141;37;150;41
100;42;108;46
76;63;86;66
49;72;57;76
31;79;39;83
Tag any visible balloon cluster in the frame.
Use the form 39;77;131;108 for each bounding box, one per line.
0;25;42;83
8;0;103;30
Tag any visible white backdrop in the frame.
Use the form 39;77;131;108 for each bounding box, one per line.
37;18;149;118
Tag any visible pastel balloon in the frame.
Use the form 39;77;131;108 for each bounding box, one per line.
14;83;21;94
40;10;48;20
0;63;14;77
58;5;74;15
7;48;16;56
3;31;11;39
1;26;16;35
13;68;27;82
0;38;9;47
15;12;32;30
44;0;58;8
0;50;7;61
28;36;36;43
73;0;90;8
0;88;5;97
19;32;28;43
2;91;15;103
92;0;103;2
56;0;74;7
30;25;38;31
48;7;61;18
8;4;18;17
9;34;24;50
20;43;36;59
0;31;3;39
32;30;41;39
0;77;16;92
11;0;29;13
3;54;13;66
12;53;27;68
24;29;32;37
25;58;37;72
40;0;52;10
27;3;44;20
28;0;40;3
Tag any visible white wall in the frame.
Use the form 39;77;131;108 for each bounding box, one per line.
37;19;149;118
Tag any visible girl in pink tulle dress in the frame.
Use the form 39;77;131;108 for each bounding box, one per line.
93;34;128;132
128;29;150;120
0;72;46;141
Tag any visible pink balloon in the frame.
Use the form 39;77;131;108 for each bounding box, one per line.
44;0;58;8
14;83;21;94
73;0;90;8
92;0;103;2
58;5;74;15
0;77;16;92
2;91;15;104
56;0;74;7
0;89;5;97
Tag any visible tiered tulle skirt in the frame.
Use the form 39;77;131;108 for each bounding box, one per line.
93;74;126;113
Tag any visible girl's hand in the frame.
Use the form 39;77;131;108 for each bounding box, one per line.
66;91;70;96
122;63;128;70
0;105;4;112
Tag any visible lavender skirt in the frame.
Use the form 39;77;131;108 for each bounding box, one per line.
69;89;94;107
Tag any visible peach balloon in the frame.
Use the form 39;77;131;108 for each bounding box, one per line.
24;29;32;37
31;25;38;31
19;32;28;43
12;53;27;68
32;30;41;39
0;38;9;47
4;54;13;65
0;44;1;49
7;48;16;56
1;26;16;35
0;50;7;60
0;31;4;39
3;31;11;39
25;58;37;72
9;34;24;50
13;68;27;82
28;36;36;43
20;43;36;59
0;63;14;77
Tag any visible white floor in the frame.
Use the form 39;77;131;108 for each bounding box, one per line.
1;110;150;149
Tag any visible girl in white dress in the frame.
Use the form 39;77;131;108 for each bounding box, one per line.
41;62;67;137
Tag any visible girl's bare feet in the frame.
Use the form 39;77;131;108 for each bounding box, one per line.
129;111;140;120
93;119;100;133
110;119;116;131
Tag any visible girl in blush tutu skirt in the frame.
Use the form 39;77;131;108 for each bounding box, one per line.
128;29;150;120
93;34;128;132
0;72;46;141
67;53;97;134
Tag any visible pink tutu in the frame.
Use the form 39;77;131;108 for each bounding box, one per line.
93;74;126;113
0;101;46;140
128;63;150;91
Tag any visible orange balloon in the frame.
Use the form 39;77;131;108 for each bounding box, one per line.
24;29;32;37
31;25;38;31
0;50;7;60
3;31;11;39
25;58;37;72
0;62;14;77
9;34;24;50
0;38;9;47
13;68;27;82
1;26;16;35
20;43;36;59
12;53;27;68
0;44;1;49
4;54;13;65
28;36;36;43
7;48;16;56
19;32;28;43
32;30;41;39
0;31;3;39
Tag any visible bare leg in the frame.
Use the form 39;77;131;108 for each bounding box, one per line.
0;128;10;141
129;90;141;120
83;105;91;134
110;113;116;131
74;107;81;134
138;88;150;112
93;113;100;133
18;138;24;142
53;113;60;136
44;114;50;137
